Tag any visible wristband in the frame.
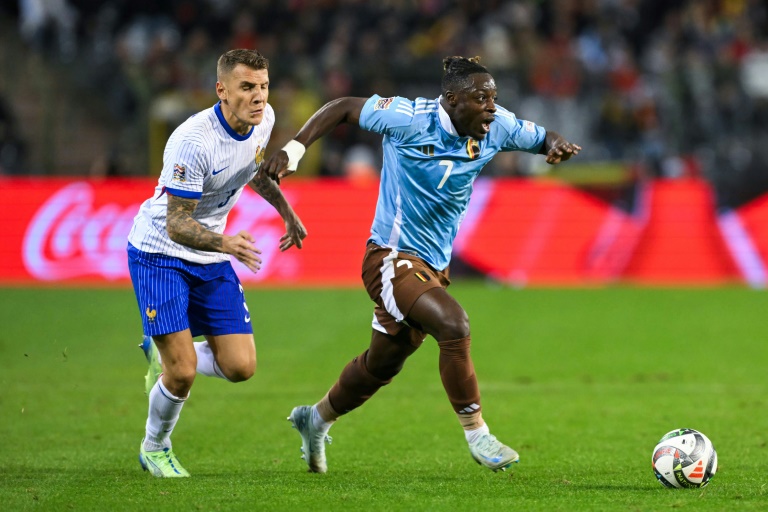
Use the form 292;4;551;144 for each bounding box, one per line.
282;140;306;171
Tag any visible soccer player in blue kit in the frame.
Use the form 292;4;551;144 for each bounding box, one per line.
263;56;581;473
127;49;307;477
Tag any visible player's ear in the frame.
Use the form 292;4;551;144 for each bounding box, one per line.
215;80;226;101
444;91;458;107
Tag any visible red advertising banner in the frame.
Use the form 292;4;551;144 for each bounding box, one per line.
0;177;378;286
0;177;753;287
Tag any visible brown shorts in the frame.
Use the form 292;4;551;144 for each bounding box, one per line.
361;242;451;342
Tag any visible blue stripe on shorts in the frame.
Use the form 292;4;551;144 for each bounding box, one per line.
127;243;253;337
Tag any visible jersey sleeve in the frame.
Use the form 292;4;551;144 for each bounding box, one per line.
262;103;275;145
359;95;418;140
161;140;210;199
494;106;547;154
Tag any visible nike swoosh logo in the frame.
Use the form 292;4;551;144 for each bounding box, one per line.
244;315;251;322
212;166;229;175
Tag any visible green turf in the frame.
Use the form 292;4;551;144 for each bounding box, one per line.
0;285;766;511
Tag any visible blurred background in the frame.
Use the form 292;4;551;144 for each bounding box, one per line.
2;0;768;202
2;0;768;287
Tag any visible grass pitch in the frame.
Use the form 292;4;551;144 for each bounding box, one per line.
0;284;766;511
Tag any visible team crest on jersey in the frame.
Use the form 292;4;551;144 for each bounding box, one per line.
466;139;480;159
254;145;265;169
374;97;394;111
145;306;157;322
173;164;186;182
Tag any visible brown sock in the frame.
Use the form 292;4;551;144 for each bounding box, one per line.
326;350;392;417
437;336;482;427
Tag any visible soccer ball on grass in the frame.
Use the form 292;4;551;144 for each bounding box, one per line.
651;428;717;488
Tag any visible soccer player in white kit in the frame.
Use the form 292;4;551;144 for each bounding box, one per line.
127;49;306;477
263;56;581;474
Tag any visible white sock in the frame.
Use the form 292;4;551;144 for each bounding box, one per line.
194;341;229;380
465;423;490;444
311;404;334;433
143;378;187;452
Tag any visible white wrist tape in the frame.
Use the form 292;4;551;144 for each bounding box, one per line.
282;140;306;171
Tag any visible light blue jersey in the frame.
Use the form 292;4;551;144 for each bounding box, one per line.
359;95;546;270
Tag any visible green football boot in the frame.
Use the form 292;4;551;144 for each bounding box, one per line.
139;441;190;478
140;335;161;396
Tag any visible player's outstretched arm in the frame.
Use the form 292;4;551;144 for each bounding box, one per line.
249;171;307;251
539;130;582;165
262;97;368;181
166;193;263;272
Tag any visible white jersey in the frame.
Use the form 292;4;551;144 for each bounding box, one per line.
128;101;274;264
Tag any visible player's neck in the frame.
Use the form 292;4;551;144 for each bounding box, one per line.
438;98;466;138
219;103;252;136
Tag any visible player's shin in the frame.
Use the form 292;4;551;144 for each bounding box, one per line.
437;336;484;430
144;378;187;451
326;350;392;419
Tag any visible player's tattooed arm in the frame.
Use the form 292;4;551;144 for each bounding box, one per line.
166;194;224;251
166;193;262;271
249;171;307;250
249;169;284;209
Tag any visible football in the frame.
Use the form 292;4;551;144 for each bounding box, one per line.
652;428;717;488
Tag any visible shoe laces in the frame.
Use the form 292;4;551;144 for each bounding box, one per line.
474;434;504;455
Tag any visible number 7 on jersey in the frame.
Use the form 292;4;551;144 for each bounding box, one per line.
437;160;454;189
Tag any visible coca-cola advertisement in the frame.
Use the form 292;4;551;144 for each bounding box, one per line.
0;177;762;286
0;177;379;286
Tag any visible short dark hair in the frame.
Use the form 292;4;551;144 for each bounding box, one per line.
441;56;489;95
217;49;269;79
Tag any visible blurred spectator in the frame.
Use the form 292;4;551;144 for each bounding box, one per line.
2;0;767;208
341;144;379;184
0;93;26;175
18;0;78;61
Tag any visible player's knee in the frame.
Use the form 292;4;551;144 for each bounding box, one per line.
164;367;196;395
367;332;418;380
228;366;255;382
221;359;256;382
437;310;470;340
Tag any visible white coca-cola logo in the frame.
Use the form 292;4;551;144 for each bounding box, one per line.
22;181;298;281
23;182;137;280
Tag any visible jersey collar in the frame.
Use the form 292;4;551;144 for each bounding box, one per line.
437;96;461;138
214;101;254;141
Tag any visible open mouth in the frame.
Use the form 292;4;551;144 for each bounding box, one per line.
481;116;494;133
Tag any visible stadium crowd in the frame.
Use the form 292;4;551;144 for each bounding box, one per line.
3;0;768;206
